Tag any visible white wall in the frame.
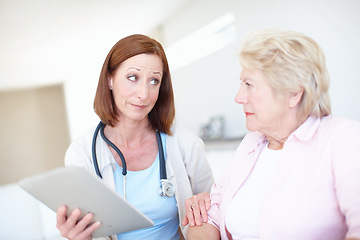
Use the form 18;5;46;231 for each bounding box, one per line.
0;0;190;140
160;0;360;138
1;0;359;141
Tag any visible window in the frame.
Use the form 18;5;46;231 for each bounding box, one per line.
166;13;237;71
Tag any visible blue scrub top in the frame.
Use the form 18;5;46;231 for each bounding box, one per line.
113;133;179;240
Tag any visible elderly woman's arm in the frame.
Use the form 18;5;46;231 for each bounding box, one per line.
186;223;220;240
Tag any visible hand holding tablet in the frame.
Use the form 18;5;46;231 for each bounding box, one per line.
19;166;154;238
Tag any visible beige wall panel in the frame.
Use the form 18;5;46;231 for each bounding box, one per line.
0;84;70;185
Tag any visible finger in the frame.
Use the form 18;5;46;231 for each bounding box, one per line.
184;198;196;226
56;205;68;227
63;211;96;240
204;193;211;210
182;218;188;226
195;192;211;223
73;213;101;240
182;215;189;226
66;208;83;228
73;212;95;232
57;207;81;238
191;203;203;226
189;195;200;226
79;221;101;239
200;192;211;222
57;208;83;238
198;199;208;223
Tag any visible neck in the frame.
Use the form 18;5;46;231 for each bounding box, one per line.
267;136;288;150
265;114;307;150
105;119;153;147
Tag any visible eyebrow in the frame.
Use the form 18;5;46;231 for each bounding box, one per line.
128;67;141;71
127;67;162;76
153;71;162;76
241;76;254;81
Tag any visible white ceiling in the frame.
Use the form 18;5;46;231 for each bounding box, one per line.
0;0;189;89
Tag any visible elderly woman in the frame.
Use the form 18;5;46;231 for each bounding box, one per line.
185;29;360;240
56;34;214;240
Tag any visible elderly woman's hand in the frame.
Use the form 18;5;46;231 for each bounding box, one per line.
182;192;211;227
56;205;101;240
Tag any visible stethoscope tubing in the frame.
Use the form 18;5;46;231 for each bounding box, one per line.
91;122;103;178
99;122;127;176
92;121;165;179
91;121;174;197
156;128;167;180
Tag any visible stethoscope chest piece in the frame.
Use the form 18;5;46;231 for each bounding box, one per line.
159;179;175;197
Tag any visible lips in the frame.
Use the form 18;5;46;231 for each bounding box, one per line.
245;112;254;117
130;103;147;109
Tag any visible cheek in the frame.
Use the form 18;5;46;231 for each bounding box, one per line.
112;87;131;107
114;82;134;97
112;88;125;100
261;99;287;123
251;95;268;112
150;88;160;102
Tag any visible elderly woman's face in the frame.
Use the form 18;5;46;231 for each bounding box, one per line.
108;53;163;123
235;67;292;135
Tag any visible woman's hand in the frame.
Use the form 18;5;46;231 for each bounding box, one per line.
56;205;101;240
182;192;211;227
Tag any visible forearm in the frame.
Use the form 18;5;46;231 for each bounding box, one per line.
186;223;220;240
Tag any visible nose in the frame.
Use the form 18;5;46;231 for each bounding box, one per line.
234;85;247;104
137;81;149;99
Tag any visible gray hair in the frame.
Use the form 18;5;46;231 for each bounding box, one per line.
239;28;331;119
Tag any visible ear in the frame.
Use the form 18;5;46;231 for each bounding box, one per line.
289;89;304;108
108;76;113;90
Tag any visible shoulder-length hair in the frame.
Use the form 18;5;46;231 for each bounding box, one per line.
94;34;175;135
239;29;331;120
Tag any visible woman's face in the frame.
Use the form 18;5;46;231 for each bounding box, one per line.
235;67;292;135
109;53;163;123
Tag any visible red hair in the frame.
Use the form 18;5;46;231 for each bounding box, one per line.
93;34;175;134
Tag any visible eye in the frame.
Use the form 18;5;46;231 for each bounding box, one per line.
150;78;160;85
240;79;253;89
242;80;252;88
128;75;137;82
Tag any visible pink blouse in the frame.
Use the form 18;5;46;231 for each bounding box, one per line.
207;116;360;240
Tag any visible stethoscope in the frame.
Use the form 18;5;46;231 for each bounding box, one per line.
91;121;175;199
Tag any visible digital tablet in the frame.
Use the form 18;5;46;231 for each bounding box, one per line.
19;166;154;238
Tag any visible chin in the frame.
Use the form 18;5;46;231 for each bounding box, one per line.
245;123;257;132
